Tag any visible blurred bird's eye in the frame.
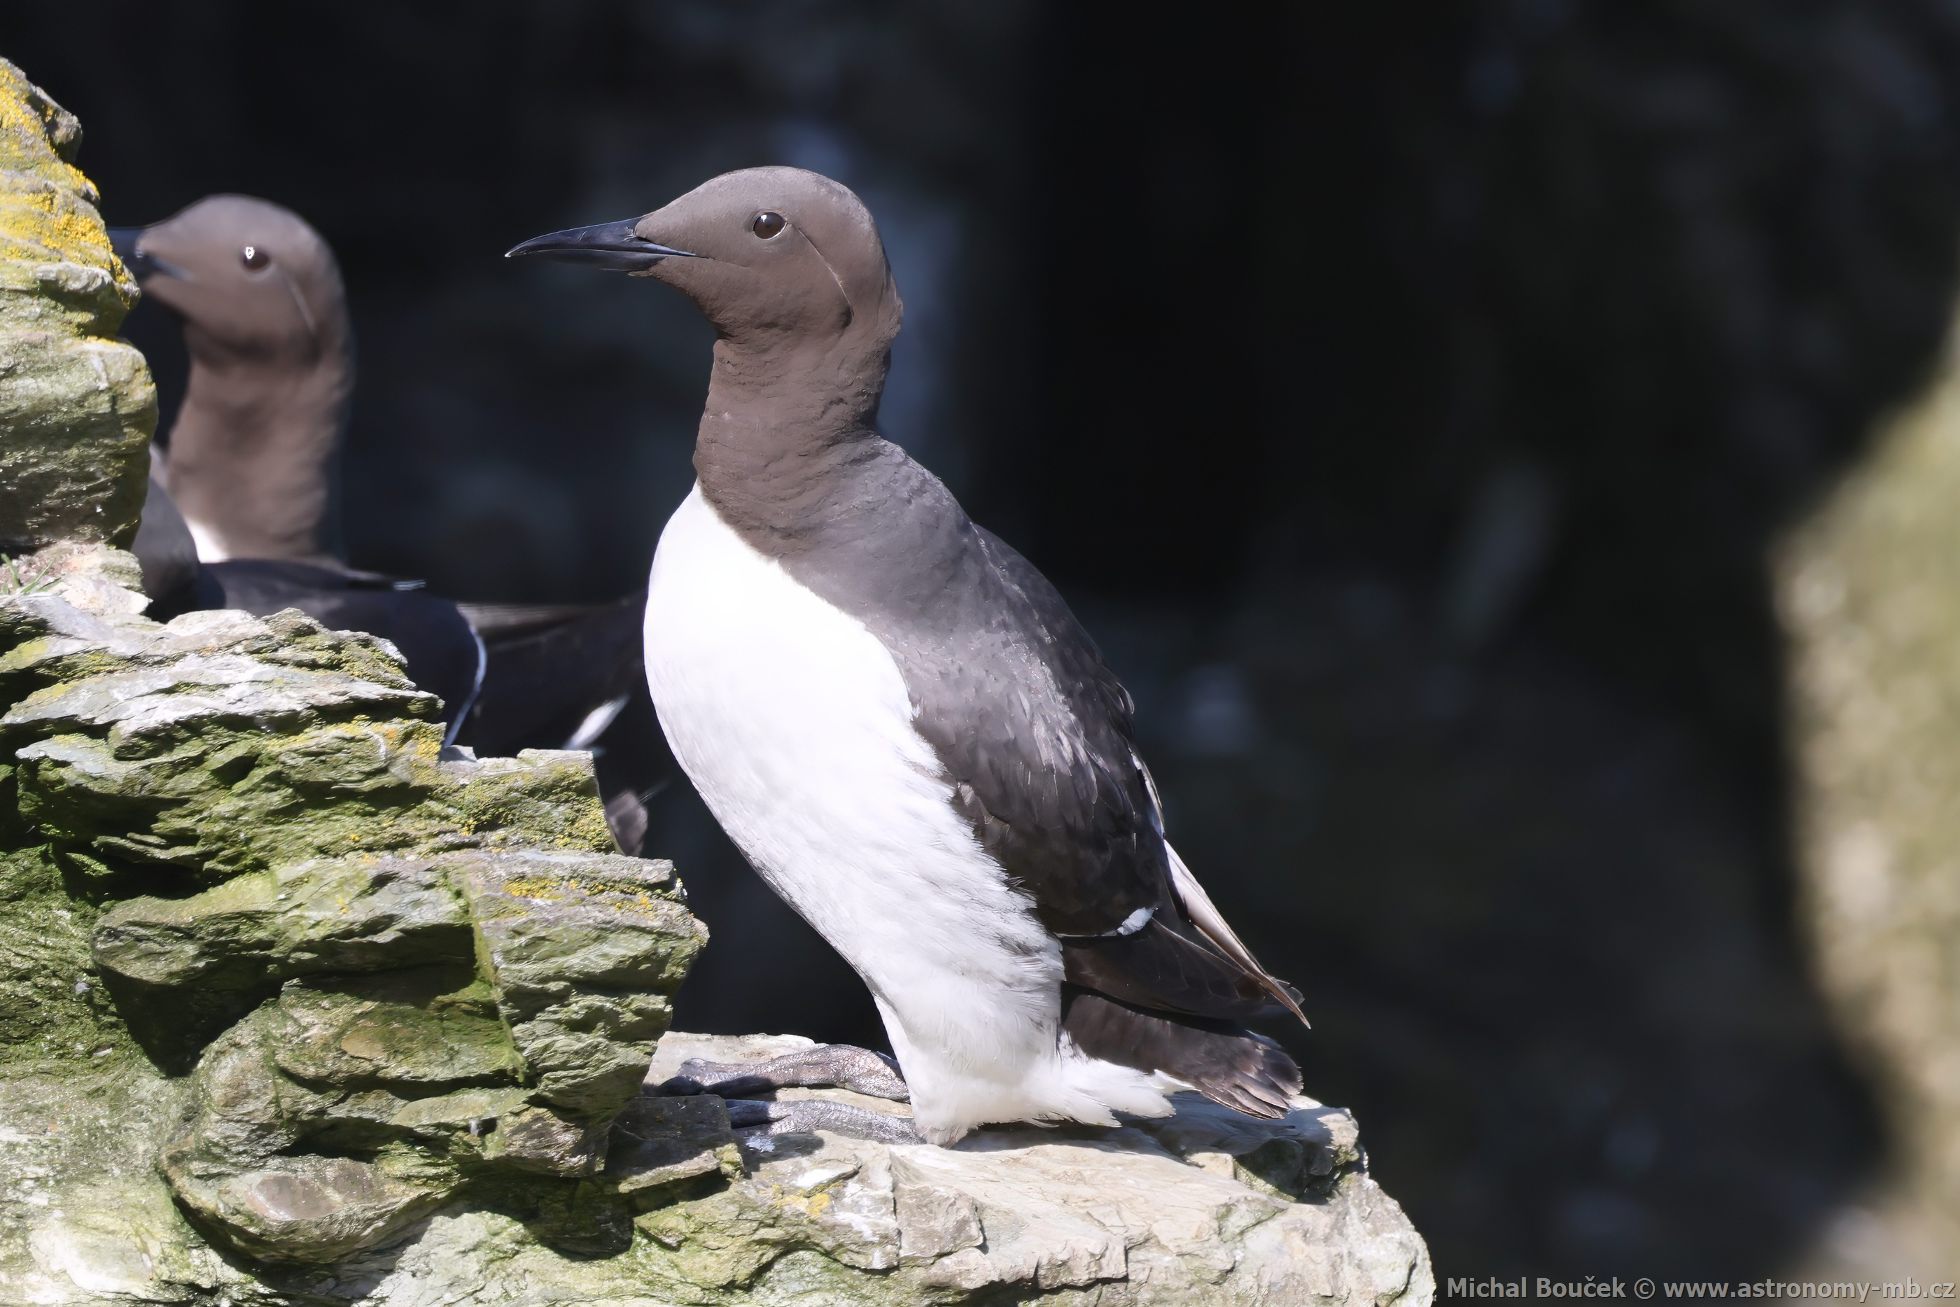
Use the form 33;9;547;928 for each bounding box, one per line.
750;211;786;240
241;245;270;270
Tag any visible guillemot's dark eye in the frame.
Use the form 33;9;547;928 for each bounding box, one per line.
750;211;786;240
241;245;271;270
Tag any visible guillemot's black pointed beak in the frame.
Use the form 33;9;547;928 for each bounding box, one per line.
504;218;695;273
109;227;188;284
109;227;156;280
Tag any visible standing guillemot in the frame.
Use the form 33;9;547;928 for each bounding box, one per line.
114;198;347;566
508;167;1308;1145
114;198;658;805
113;197;484;744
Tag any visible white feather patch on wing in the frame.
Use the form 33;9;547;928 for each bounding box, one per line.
563;693;630;751
181;514;232;563
442;629;488;749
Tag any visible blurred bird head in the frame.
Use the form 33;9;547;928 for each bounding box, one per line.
111;195;349;366
507;166;902;353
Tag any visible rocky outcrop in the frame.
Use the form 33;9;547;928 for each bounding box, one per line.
8;1022;1432;1305
0;58;1431;1305
618;1034;1433;1307
0;57;152;553
0;564;1436;1307
0;542;705;1278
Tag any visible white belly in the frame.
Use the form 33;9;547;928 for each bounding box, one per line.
643;485;1169;1141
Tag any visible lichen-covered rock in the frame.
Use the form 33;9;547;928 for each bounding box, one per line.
4;1032;1429;1305
459;851;700;1114
92;848;697;1077
0;58;153;553
1;545;705;1274
0;594;627;888
161;977;528;1264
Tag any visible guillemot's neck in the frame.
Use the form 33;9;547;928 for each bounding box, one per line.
694;334;891;550
165;341;351;564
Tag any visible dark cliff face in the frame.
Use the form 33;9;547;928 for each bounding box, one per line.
10;0;1960;1281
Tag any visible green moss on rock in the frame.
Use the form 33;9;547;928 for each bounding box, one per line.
0;848;126;1063
2;546;706;1269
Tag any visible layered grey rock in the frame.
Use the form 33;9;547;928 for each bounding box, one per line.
621;1033;1435;1307
0;545;705;1275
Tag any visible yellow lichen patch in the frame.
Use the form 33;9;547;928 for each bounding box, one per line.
501;875;577;902
0;59;148;547
498;873;668;908
761;1182;835;1220
0;185;111;268
403;728;444;765
0;61;90;194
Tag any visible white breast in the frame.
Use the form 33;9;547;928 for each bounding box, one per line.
643;485;1170;1142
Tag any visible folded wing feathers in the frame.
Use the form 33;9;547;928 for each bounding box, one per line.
1166;842;1311;1029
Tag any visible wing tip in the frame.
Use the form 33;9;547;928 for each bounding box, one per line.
1268;978;1312;1030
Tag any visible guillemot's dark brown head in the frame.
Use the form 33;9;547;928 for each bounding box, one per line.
111;195;352;563
507;166;903;358
112;195;349;366
509;168;909;546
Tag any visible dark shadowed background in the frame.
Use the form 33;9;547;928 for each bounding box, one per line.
8;0;1960;1287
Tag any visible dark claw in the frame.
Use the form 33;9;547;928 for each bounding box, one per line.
722;1098;785;1128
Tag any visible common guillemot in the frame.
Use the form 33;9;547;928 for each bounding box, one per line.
114;197;485;743
509;167;1308;1145
114;197;656;805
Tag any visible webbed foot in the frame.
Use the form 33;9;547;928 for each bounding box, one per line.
724;1096;924;1145
662;1043;909;1102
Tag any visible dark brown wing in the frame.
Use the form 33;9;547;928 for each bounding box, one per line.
926;526;1305;1027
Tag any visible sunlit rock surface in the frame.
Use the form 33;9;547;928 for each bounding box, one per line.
623;1033;1434;1307
0;57;152;553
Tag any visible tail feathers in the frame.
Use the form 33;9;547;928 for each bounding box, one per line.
1061;987;1302;1121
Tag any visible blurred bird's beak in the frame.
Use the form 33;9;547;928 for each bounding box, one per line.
109;227;156;280
108;227;185;283
505;218;695;273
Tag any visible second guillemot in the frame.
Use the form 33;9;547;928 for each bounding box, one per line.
114;197;657;812
509;167;1308;1145
114;197;485;744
